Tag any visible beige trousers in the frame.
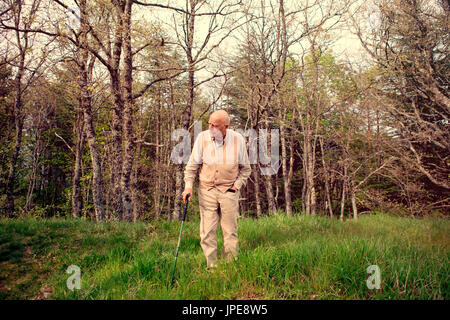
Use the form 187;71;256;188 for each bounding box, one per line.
198;185;239;267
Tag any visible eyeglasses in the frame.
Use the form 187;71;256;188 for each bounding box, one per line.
208;122;221;128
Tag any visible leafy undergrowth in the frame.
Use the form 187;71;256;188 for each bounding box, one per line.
0;213;448;300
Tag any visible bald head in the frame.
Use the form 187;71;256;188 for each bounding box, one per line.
210;110;230;126
208;109;230;140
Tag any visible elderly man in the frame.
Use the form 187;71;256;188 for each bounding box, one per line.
182;110;251;268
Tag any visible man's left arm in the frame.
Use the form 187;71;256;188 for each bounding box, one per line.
233;135;252;191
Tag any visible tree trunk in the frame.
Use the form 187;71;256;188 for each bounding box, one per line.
167;174;172;221
340;166;347;221
262;115;277;215
132;140;142;221
25;137;41;211
287;128;294;214
72;106;86;218
299;111;314;216
80;0;105;221
320;136;333;217
109;0;125;220
154;88;162;219
241;183;248;215
172;165;183;221
82;88;105;221
6;111;24;217
120;0;135;222
171;0;196;221
305;118;316;216
6;30;26;217
351;178;358;219
110;73;124;220
301;157;307;214
252;165;262;218
264;174;277;215
280;108;292;216
303;129;311;215
262;128;277;214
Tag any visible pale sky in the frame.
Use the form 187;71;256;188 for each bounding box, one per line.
134;0;374;93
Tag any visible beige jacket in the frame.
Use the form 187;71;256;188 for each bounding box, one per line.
184;129;251;193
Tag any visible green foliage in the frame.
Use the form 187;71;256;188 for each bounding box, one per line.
0;62;13;211
292;198;303;214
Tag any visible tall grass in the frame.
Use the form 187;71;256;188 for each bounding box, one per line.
0;213;448;299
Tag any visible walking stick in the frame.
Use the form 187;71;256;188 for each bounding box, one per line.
169;194;190;286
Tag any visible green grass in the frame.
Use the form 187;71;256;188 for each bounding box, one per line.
0;213;448;300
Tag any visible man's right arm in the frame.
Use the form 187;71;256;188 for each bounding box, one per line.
183;133;203;202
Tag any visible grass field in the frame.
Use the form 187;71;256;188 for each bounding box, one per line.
0;213;448;300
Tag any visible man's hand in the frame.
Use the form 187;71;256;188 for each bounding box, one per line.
182;188;193;203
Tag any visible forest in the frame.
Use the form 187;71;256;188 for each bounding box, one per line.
0;0;448;221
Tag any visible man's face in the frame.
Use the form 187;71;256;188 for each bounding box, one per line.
208;116;227;142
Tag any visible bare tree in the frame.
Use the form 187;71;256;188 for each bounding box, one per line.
351;0;450;191
78;0;105;221
1;0;53;216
